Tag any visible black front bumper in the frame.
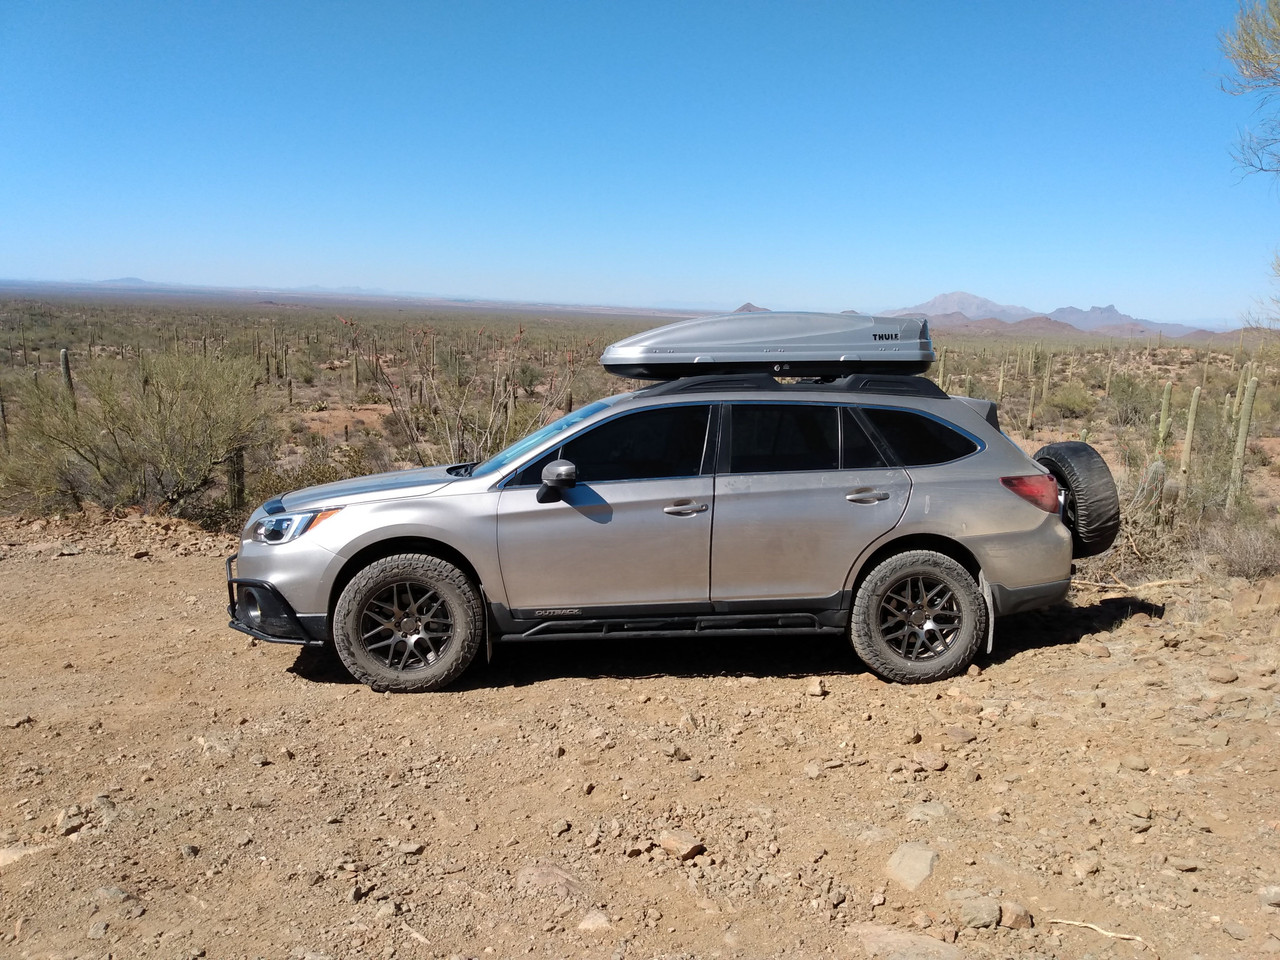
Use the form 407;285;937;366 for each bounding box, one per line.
226;554;327;647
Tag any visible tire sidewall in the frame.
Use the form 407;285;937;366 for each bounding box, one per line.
1033;441;1120;559
851;550;985;683
333;554;483;692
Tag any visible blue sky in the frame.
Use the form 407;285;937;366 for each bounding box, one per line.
0;1;1274;326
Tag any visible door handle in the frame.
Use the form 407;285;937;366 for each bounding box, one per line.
846;488;890;504
663;500;709;516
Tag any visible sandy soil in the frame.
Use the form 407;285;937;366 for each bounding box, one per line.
2;511;1279;960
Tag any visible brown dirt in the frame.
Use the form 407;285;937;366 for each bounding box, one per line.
2;512;1279;960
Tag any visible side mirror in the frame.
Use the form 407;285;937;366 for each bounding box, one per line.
536;459;578;504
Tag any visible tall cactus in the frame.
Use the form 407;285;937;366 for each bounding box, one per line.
1179;385;1200;484
1227;377;1259;515
60;348;76;413
1156;381;1172;452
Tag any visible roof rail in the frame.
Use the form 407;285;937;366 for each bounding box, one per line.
636;372;947;398
641;373;783;395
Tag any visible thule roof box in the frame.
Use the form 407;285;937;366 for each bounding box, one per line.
600;311;935;380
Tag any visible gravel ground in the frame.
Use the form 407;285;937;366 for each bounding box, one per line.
2;510;1279;960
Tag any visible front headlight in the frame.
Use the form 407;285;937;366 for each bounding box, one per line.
250;508;341;544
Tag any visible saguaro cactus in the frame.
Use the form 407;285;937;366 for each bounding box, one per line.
60;347;76;412
1179;385;1200;483
1156;381;1172;452
1227;377;1258;515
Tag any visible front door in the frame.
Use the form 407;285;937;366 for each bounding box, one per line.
496;404;715;614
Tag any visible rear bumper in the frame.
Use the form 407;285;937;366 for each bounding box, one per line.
990;577;1071;617
226;554;327;646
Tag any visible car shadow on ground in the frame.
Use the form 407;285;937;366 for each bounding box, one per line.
283;594;1166;691
287;644;360;685
985;594;1166;665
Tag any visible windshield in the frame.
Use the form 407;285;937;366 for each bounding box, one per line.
471;396;625;477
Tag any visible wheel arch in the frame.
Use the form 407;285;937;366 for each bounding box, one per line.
329;537;485;621
847;533;982;602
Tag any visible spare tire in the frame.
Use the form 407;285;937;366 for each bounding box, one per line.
1032;441;1120;559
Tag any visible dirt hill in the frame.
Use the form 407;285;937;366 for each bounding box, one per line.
2;512;1279;959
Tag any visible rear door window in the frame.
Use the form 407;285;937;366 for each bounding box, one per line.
860;407;978;466
727;404;839;473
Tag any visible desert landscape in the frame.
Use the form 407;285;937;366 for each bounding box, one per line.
1;292;1279;959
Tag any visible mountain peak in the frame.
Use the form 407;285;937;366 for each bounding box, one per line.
886;292;1039;324
734;302;769;313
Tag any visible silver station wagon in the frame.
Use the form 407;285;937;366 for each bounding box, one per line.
227;312;1119;691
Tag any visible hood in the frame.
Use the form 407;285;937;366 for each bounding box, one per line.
277;464;460;511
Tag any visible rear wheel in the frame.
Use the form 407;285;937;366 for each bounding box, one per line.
333;554;483;692
1033;441;1120;559
851;550;986;683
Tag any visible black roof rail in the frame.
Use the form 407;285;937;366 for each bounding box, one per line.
637;372;947;399
836;374;947;398
640;373;783;395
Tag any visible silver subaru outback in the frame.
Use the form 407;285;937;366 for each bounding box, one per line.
227;312;1119;691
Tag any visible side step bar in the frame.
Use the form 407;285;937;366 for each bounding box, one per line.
500;612;843;643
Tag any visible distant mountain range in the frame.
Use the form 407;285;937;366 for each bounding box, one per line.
881;291;1212;339
0;279;1235;340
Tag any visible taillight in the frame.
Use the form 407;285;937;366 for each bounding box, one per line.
1001;474;1060;514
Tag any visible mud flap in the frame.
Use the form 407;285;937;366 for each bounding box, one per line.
978;571;995;654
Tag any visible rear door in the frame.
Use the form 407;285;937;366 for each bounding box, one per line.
710;403;909;602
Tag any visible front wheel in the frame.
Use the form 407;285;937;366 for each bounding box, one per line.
851;550;986;683
332;554;484;692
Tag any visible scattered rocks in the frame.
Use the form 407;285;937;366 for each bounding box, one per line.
1223;921;1250;940
954;895;1000;929
885;843;937;891
515;864;585;899
848;923;965;959
577;909;611;932
998;900;1032;929
657;829;704;861
1208;665;1239;684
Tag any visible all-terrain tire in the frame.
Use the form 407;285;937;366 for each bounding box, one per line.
333;553;484;693
1033;441;1120;559
851;550;987;683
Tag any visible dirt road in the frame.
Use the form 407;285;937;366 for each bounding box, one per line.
2;511;1279;959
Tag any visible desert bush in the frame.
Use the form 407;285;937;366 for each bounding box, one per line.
1104;374;1159;428
0;354;270;516
1197;512;1280;579
1045;381;1096;419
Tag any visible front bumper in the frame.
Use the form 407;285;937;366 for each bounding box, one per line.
226;554;327;646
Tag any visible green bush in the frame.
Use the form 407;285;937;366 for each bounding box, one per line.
0;354;270;515
1045;381;1096;420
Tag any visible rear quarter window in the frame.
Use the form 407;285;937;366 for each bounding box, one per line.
861;407;978;466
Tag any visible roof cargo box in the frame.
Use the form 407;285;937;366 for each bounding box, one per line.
600;312;935;380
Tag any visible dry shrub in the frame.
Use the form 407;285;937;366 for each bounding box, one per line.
0;355;269;516
1201;520;1280;579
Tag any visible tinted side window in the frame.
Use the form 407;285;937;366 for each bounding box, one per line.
729;404;838;473
841;408;887;469
861;407;978;466
515;405;710;484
